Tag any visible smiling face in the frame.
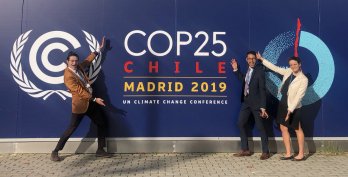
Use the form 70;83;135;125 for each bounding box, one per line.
289;59;301;73
246;53;256;68
67;56;79;70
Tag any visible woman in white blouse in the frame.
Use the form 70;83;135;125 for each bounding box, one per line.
256;52;308;161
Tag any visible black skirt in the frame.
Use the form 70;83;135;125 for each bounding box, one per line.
276;95;302;129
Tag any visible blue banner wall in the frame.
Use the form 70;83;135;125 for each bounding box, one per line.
0;0;346;138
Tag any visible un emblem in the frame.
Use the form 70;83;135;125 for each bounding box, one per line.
10;30;102;100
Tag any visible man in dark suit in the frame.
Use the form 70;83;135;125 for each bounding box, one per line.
51;37;111;161
231;51;270;160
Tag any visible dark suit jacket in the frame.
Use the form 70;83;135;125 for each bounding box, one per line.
64;52;97;114
234;64;266;110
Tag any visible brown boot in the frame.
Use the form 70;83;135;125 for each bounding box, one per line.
50;151;61;162
233;150;252;157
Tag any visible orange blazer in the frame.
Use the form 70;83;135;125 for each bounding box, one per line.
64;52;96;114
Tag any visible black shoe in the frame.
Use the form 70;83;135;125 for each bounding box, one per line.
292;156;306;161
96;149;112;158
280;155;294;160
50;151;61;162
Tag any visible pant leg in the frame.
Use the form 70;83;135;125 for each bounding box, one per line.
251;109;269;153
54;113;84;151
237;103;252;151
86;102;107;149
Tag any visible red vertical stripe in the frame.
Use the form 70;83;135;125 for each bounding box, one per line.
294;18;301;57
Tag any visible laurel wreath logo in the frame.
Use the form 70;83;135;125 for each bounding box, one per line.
10;30;102;100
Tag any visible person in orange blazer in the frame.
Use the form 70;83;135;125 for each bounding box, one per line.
51;37;111;161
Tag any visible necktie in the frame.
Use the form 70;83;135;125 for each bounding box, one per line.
244;68;251;96
76;70;93;94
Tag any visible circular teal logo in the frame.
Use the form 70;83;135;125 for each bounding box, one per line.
263;30;335;105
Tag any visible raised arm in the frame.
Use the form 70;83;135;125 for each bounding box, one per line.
230;58;245;81
79;36;105;69
256;52;287;76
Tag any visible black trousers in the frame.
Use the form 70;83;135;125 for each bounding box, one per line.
54;101;106;151
238;100;269;153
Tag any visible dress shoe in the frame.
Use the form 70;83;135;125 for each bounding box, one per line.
260;153;270;160
96;149;113;158
280;155;294;160
233;150;252;157
50;151;61;162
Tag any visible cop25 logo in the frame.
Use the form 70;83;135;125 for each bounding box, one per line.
262;20;335;105
10;30;102;100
